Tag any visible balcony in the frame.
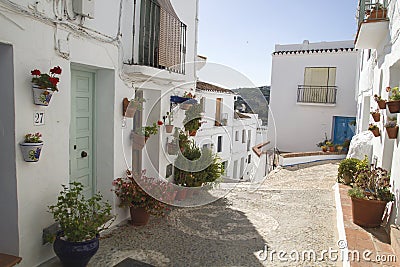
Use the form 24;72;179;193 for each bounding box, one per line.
297;85;337;105
123;0;187;82
355;0;389;49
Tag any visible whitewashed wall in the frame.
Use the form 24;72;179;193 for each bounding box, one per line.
354;1;400;225
0;0;198;265
268;41;359;152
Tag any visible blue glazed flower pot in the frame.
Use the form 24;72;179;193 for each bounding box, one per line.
53;232;99;267
20;142;43;162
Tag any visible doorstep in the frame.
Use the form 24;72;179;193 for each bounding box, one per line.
339;184;399;266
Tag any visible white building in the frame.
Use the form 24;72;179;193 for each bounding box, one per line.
0;0;199;265
353;0;400;224
194;81;267;181
268;40;360;152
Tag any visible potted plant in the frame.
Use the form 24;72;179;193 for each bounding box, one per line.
374;94;387;109
181;91;196;110
367;2;387;20
326;141;335;152
337;157;369;185
131;121;162;150
336;145;344;153
321;145;328;152
368;123;380;137
48;182;114;267
112;170;169;226
348;167;394;227
123;96;146;118
370;108;380;122
183;103;202;136
20;132;43;162
387;87;400;113
342;139;351;152
163;112;174;133
31;66;62;106
384;118;398;139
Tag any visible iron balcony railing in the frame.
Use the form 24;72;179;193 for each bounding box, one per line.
357;0;388;26
297;85;337;104
134;0;187;74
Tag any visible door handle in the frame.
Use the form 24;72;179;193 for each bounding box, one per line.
81;151;88;158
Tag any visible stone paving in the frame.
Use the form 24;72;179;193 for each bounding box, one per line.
87;161;341;267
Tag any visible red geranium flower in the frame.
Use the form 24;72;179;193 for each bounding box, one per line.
31;69;41;76
157;120;163;126
50;66;62;75
49;77;59;86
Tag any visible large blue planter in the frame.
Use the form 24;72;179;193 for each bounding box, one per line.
53;232;99;267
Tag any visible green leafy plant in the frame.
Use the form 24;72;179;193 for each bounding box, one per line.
112;170;170;216
352;167;394;202
183;103;202;132
338;156;369;184
348;187;366;199
136;121;163;138
130;96;146;111
374;94;386;102
31;66;62;91
342;139;351;149
183;91;195;98
48;182;114;242
389;87;400;101
24;132;43;143
174;143;223;187
316;134;330;148
368;123;379;131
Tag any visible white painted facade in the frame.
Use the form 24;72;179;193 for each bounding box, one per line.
0;0;198;265
353;0;400;225
194;84;267;181
268;40;360;152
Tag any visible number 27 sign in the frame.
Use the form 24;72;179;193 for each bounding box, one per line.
34;111;45;126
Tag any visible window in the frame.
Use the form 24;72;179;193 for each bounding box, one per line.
200;97;206;112
233;160;238;179
215;98;222;126
222;161;228;176
235;131;239;141
304;67;336;86
248;154;251;163
217;136;222;152
242;130;246;143
298;67;337;104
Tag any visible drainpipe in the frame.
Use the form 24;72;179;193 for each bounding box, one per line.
132;0;137;64
194;0;200;83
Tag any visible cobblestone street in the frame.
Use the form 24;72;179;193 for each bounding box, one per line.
87;161;340;267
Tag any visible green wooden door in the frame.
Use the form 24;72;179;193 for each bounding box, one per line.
70;70;95;198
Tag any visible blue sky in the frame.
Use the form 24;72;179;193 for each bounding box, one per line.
197;0;358;88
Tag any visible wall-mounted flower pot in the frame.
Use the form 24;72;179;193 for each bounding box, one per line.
189;130;197;136
165;125;174;133
328;146;335;152
369;128;381;137
32;85;54;106
371;113;380;122
386;126;399;139
131;132;147;150
377;100;386;109
20;142;43;162
122;98;139;118
387;100;400;113
167;142;178;155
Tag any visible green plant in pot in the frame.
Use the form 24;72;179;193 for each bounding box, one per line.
163;112;174;133
31;66;62;106
337;156;369;185
113;170;169;226
183;103;202;136
48;182;114;267
384;117;398;139
370;108;380;122
368;123;380;137
348;167;394;227
374;94;387;109
20;132;44;162
387;87;400;113
131;121;162;150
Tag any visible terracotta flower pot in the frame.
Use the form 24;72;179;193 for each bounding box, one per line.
387;100;400;113
321;147;327;152
165;125;174;133
189;130;197;136
371;113;380;122
175;188;187;201
377;100;386;109
370;128;380;137
386;126;399;139
131;132;148;150
328;146;335;152
351;197;387;227
129;207;150;226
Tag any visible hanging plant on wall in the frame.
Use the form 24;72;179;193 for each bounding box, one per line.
20;132;43;162
183;103;202;136
31;66;62;106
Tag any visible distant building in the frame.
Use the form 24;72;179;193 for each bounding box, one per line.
268;40;360;152
233;86;270;125
194;82;267;180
